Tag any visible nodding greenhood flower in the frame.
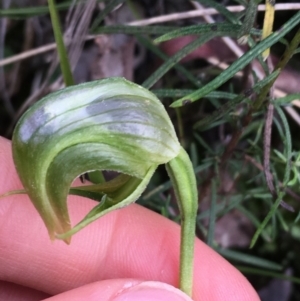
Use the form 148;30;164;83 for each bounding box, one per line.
12;77;197;295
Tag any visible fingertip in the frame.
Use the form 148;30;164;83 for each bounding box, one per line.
112;281;193;301
0;281;50;301
44;280;193;301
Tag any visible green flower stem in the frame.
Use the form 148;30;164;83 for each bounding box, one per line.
166;147;198;296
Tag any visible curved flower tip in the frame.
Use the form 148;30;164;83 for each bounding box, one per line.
12;77;180;241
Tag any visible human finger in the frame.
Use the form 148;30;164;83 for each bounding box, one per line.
44;280;193;301
0;137;260;301
0;281;50;301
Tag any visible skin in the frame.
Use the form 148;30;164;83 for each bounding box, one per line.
0;137;260;301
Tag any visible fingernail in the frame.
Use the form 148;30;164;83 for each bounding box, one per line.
112;281;193;301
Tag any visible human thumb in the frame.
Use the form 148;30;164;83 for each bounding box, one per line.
44;280;194;301
111;281;193;301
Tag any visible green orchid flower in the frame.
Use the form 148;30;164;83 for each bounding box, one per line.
11;77;198;296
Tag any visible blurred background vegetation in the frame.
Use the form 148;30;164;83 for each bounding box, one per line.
1;0;300;300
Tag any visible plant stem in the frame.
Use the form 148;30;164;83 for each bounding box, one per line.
48;0;74;86
166;147;198;297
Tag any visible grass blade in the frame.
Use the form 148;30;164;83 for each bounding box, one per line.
193;69;280;130
0;0;73;18
207;179;217;246
171;10;300;107
238;266;300;284
250;191;285;248
143;32;219;89
154;23;241;44
137;35;201;88
274;93;300;105
238;0;258;40
194;0;239;24
93;25;178;35
48;0;74;86
217;248;282;270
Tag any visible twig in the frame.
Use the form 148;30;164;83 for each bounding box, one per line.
263;57;276;197
0;43;57;67
264;103;276;195
128;3;300;26
262;57;296;212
